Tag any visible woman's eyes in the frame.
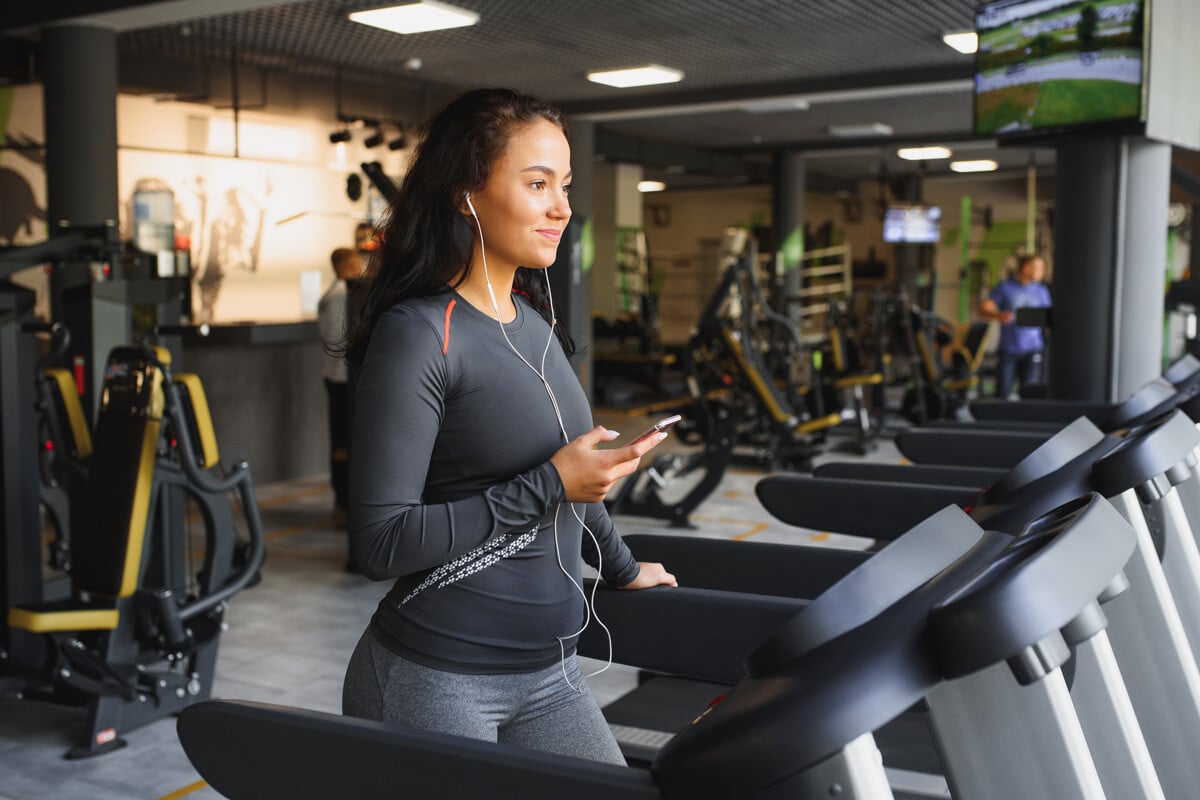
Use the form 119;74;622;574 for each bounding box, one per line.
530;180;570;193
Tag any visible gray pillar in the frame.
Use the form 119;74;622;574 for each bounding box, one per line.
43;25;119;228
552;120;594;393
1053;137;1170;402
772;150;805;323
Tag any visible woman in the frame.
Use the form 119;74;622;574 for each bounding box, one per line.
341;88;676;766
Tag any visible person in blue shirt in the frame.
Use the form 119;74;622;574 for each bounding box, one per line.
979;254;1052;398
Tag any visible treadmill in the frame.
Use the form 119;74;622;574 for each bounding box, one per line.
177;494;1135;800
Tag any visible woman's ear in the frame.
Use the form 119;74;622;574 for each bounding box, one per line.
458;191;475;217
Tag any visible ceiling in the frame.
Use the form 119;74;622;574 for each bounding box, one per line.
6;0;1045;187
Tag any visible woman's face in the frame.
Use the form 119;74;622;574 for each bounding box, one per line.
467;118;572;271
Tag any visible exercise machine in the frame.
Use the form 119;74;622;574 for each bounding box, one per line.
1;345;265;757
177;494;1133;800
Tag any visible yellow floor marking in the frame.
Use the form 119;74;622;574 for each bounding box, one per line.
809;532;831;542
732;523;769;541
185;514;341;560
265;515;343;543
897;458;910;465
157;780;208;800
257;484;331;509
722;491;743;499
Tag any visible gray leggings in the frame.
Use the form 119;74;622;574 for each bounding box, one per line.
342;627;626;766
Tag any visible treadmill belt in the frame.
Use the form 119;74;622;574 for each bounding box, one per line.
603;677;945;778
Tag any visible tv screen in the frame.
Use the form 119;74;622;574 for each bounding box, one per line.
974;0;1146;137
883;206;942;244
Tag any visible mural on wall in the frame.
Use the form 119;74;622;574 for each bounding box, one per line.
195;182;273;323
0;162;45;245
0;87;48;248
119;149;368;325
121;172;277;324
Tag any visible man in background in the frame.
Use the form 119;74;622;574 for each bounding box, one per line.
317;247;362;511
979;253;1052;398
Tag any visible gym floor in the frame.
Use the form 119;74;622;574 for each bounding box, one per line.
0;413;896;800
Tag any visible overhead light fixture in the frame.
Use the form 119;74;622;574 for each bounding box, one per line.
740;97;809;114
348;1;479;35
950;159;999;173
586;64;683;88
942;31;978;55
363;130;385;148
828;122;894;138
637;180;666;193
387;130;409;150
329;130;352;143
898;146;952;161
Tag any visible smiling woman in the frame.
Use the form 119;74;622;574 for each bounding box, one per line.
336;88;677;767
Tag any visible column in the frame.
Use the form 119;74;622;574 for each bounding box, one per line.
772;149;805;325
1053;137;1170;401
43;25;119;227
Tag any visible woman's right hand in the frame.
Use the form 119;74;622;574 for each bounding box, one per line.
551;425;667;503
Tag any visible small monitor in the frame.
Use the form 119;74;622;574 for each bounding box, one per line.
883;206;942;244
974;0;1147;137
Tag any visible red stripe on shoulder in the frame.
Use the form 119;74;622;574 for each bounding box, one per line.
442;298;456;355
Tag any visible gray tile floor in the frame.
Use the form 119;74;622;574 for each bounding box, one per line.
0;419;901;800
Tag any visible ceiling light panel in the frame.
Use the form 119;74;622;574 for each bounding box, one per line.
348;2;479;35
587;65;684;88
950;159;999;173
827;122;894;138
942;31;978;54
898;146;952;160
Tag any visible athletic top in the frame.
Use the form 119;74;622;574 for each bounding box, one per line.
988;279;1052;355
350;288;642;674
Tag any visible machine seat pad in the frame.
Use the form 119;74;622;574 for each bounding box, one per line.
8;599;119;633
44;367;93;458
173;373;220;468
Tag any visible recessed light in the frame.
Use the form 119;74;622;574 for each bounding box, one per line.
348;1;479;35
587;65;683;88
942;31;978;54
898;146;952;161
637;180;666;193
828;122;894;138
950;159;999;173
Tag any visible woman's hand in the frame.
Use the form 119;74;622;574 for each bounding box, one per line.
620;561;677;590
550;425;666;503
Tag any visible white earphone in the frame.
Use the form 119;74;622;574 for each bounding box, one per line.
464;190;613;691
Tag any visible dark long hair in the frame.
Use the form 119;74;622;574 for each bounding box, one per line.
343;88;574;363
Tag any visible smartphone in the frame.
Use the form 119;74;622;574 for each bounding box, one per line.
630;414;683;445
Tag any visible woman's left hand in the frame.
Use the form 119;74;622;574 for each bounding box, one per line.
620;561;677;590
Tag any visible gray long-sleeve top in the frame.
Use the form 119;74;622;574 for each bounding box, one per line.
350;289;641;673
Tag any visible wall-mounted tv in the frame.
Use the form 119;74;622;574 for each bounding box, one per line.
974;0;1146;137
883;206;942;244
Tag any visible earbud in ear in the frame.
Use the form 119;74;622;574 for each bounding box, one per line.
464;192;477;217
